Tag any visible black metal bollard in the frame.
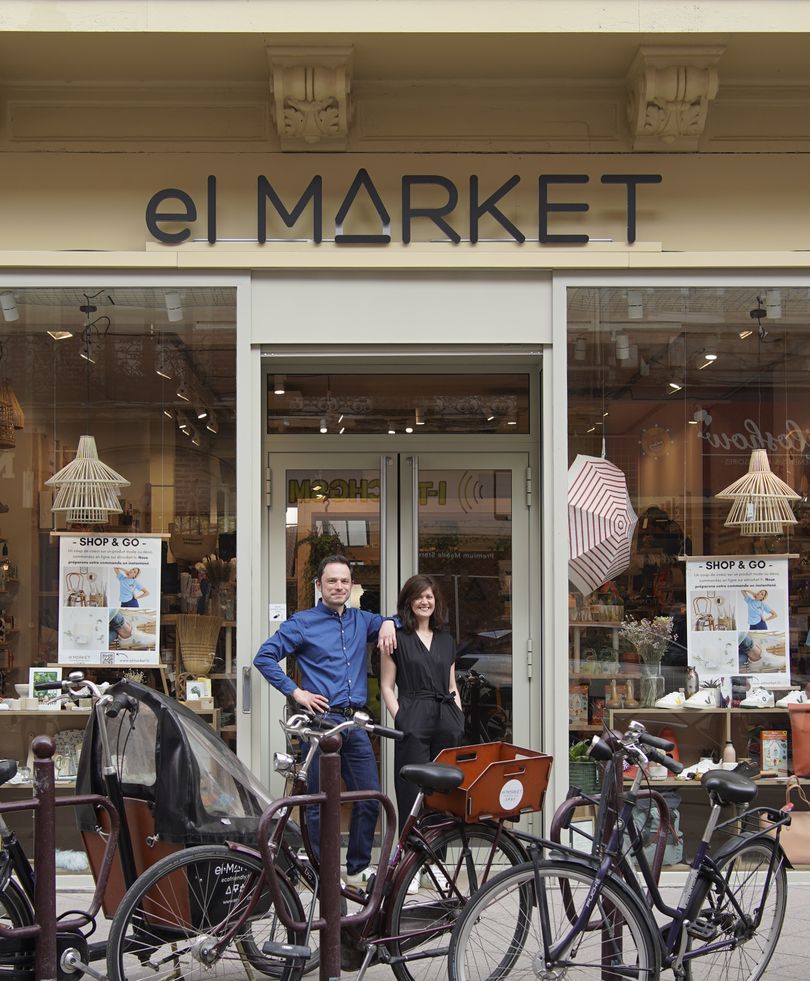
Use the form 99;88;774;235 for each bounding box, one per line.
318;731;343;981
32;734;57;981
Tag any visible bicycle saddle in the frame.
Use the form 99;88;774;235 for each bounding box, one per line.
399;763;464;794
701;768;757;805
0;759;18;786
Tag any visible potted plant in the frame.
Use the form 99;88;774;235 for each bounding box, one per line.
569;739;601;795
596;645;619;676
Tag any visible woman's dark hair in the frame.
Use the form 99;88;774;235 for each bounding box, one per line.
397;574;449;633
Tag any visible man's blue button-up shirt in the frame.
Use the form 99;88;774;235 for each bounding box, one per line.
253;601;387;706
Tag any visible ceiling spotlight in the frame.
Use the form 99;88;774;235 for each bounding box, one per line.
387;422;396;435
627;289;643;320
738;329;753;340
483;407;496;422
164;291;183;323
196;405;208;420
507;418;518;426
47;329;73;341
79;341;96;364
191;428;201;447
573;336;587;361
405;425;414;433
176;384;190;402
414;407;425;426
155;347;172;380
615;333;631;361
339;426;346;434
319;417;328;433
668;381;683;392
273;374;286;395
704;352;718;362
765;289;782;319
163;408;173;419
205;414;219;434
0;291;19;323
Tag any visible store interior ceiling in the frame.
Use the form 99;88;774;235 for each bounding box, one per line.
0;287;236;422
567;287;810;435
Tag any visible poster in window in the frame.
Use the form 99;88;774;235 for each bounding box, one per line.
57;534;162;666
685;555;789;698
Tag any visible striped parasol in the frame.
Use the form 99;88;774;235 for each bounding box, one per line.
568;454;638;594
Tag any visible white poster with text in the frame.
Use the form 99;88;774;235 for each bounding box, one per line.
57;534;161;666
685;555;789;702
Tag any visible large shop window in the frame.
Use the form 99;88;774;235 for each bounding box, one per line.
0;286;236;738
567;287;810;814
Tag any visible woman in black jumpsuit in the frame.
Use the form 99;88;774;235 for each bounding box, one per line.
380;574;466;831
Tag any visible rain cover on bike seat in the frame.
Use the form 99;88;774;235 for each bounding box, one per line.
75;680;278;844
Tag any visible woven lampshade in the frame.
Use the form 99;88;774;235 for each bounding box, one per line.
45;435;130;524
717;448;800;536
0;379;23;429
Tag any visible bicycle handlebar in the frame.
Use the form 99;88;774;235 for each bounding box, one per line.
283;709;404;741
588;721;682;773
639;731;675;753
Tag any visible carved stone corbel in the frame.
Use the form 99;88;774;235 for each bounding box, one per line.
627;46;724;150
267;45;354;150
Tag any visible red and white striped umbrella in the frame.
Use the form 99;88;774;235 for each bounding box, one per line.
568;454;638;594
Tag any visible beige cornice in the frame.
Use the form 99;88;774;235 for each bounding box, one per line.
627;45;724;151
266;45;354;150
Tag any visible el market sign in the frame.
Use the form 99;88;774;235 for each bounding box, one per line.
145;169;662;246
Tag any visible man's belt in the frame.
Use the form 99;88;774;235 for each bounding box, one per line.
329;704;368;718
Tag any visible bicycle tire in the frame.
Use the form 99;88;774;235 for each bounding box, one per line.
684;837;787;981
447;858;660;981
386;821;528;981
107;845;309;981
0;876;35;976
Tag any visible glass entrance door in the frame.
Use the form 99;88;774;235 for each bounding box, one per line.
267;452;531;751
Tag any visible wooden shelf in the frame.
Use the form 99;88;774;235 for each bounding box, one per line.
569;622;623;628
571;672;641;681
0;709;90;717
569;724;602;733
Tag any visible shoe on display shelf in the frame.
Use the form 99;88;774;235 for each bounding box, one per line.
655;691;686;709
775;690;808;707
740;688;775;708
684;689;721;710
676;757;719;781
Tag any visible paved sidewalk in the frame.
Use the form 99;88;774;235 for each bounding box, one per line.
57;877;810;978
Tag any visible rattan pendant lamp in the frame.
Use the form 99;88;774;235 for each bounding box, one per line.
46;293;129;525
716;298;799;536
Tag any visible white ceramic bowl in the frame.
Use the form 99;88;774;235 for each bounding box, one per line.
14;683;29;698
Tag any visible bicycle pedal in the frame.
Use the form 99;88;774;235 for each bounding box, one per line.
262;940;311;962
687;919;720;942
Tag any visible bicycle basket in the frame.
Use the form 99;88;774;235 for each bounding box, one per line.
425;741;553;821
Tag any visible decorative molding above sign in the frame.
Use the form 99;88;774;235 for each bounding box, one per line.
267;45;354;150
627;45;724;151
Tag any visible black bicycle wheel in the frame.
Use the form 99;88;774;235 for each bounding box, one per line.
387;822;528;981
0;876;35;976
685;838;787;981
448;858;659;981
107;845;309;981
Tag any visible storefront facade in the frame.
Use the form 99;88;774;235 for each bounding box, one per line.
2;5;810;851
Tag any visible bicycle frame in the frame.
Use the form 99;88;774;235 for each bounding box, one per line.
531;741;791;975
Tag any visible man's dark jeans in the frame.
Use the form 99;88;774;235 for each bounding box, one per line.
306;717;380;876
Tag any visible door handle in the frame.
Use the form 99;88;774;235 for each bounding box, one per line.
409;455;419;571
380;455;391;610
242;666;252;714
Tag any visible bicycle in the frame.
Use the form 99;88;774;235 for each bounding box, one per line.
0;670;138;978
447;720;792;981
106;710;544;980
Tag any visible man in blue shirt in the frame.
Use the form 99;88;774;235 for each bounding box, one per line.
254;554;397;888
